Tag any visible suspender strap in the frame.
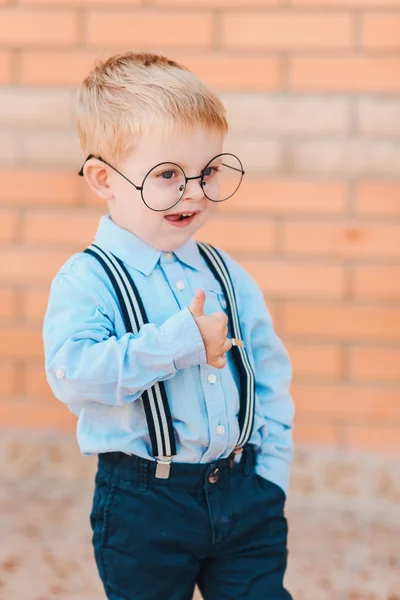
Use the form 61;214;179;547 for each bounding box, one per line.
84;243;177;465
196;242;256;448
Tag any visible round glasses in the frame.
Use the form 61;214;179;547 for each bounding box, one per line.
78;153;245;212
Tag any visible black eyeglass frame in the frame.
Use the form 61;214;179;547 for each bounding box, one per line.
78;152;245;212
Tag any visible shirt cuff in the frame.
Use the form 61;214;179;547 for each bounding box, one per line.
160;306;207;371
255;455;292;499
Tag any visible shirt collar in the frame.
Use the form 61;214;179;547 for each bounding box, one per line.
94;214;204;276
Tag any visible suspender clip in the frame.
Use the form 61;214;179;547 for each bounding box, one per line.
229;445;243;468
231;338;244;348
155;456;172;479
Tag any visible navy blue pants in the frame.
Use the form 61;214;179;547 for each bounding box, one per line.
90;447;292;600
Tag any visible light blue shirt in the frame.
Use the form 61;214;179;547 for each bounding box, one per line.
43;215;294;494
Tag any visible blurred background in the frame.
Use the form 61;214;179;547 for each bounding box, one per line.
0;0;399;598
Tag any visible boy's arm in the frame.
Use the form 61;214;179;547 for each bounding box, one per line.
248;281;295;497
217;248;294;496
43;271;206;411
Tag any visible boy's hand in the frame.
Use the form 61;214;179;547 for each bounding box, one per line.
189;288;233;369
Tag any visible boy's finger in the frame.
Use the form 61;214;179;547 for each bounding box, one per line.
188;288;206;317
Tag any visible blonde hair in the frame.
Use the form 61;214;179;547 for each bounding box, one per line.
76;52;228;165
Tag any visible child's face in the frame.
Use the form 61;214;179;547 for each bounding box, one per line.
107;124;224;251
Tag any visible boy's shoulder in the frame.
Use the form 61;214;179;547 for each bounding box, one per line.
55;249;107;282
50;249;118;311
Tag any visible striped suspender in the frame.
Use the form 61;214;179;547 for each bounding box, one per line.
196;242;256;452
84;243;176;479
84;240;256;476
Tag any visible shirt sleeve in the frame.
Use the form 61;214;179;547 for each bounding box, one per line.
43;271;206;411
246;280;295;496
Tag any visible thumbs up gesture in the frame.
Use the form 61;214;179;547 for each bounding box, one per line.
188;288;233;369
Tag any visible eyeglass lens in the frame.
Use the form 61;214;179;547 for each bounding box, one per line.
141;154;243;211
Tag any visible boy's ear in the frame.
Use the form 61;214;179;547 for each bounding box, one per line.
82;158;114;201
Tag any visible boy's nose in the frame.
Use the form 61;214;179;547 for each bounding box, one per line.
181;177;205;202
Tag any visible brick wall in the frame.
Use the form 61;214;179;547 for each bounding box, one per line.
0;0;399;453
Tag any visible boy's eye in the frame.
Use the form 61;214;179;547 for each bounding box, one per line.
161;170;175;179
203;166;219;177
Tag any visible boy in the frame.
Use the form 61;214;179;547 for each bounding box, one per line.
43;52;294;600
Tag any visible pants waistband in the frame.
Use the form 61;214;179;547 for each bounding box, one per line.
97;445;257;488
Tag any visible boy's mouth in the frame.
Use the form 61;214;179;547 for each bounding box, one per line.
164;210;199;228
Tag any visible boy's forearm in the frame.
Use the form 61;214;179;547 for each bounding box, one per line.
255;423;294;497
44;278;206;409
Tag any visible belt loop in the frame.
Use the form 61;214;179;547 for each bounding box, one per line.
138;459;149;493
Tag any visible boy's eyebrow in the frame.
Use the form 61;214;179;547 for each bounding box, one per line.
173;154;224;171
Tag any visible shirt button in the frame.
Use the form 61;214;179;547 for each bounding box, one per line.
208;373;217;384
176;280;185;291
221;297;227;309
165;252;173;260
55;368;65;379
216;425;225;436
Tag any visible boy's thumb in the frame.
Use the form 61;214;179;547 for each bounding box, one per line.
189;288;206;317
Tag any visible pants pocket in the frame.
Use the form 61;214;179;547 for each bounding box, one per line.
255;473;286;502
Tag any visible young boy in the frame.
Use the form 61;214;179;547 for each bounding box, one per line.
43;52;294;600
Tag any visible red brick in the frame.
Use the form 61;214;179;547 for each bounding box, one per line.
0;209;19;243
355;182;400;217
198;219;277;254
293;421;341;447
0;171;79;206
354;266;400;302
362;14;400;50
0;364;16;396
23;210;100;247
349;346;400;383
0;288;17;319
290;57;400;93
346;425;400;452
0;50;12;84
22;289;49;322
222;12;353;49
292;383;400;421
283;303;400;341
0;249;71;283
283;222;400;259
0;402;76;431
242;261;344;299
0;327;43;359
86;12;213;48
285;342;343;380
156;0;280;5
291;0;400;6
22;0;139;4
215;179;347;216
24;364;53;400
0;9;78;46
